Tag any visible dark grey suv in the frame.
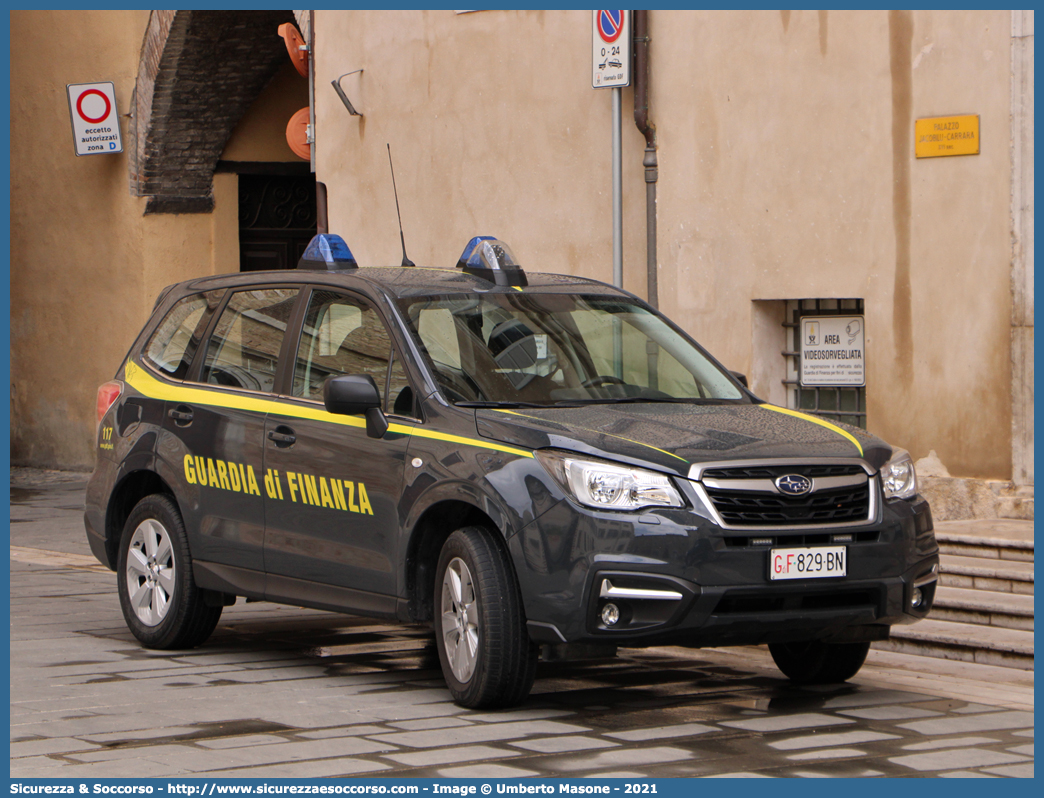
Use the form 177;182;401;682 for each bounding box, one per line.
85;234;938;708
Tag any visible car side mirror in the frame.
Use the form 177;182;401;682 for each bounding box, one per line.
323;375;389;438
730;371;748;388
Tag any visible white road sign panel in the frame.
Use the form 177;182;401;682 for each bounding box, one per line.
592;10;630;88
800;315;865;386
67;82;123;156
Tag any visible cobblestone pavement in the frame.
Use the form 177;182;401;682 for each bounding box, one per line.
9;473;1034;778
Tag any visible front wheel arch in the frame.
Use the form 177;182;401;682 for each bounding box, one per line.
403;499;510;625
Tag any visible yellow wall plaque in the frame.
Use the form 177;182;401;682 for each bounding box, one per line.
915;114;980;158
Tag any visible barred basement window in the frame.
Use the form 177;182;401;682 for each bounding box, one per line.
783;299;866;429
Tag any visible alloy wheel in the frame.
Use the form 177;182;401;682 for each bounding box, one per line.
440;556;480;682
124;518;176;627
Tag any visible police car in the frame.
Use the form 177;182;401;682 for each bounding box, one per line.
85;234;938;708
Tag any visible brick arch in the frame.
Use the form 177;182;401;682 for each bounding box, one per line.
130;9;297;214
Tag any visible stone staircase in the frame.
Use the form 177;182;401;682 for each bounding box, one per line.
875;519;1034;670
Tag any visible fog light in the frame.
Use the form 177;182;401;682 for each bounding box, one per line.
910;587;923;609
601;603;620;626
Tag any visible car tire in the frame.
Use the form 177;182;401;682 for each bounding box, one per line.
434;526;537;708
116;494;222;649
768;639;871;684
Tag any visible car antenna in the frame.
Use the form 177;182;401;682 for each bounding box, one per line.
387;143;415;267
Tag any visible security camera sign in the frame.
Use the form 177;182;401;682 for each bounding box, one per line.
67;82;123;156
800;316;865;386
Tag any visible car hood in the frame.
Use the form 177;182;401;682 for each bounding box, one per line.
475;402;891;477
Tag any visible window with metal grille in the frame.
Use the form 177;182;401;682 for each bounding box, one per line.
783;299;866;429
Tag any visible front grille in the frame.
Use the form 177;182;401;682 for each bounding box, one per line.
702;464;866;480
705;484;870;526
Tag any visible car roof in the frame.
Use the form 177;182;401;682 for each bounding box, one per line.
174;266;628;300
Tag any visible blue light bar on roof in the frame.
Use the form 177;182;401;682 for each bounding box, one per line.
456;236;527;287
297;234;358;271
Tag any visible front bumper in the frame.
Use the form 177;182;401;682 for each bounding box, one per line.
510;492;937;647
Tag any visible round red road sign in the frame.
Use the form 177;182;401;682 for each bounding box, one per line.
76;89;111;124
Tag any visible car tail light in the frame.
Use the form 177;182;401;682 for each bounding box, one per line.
97;381;124;425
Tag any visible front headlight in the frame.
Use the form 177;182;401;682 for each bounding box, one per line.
881;447;917;500
535;449;684;511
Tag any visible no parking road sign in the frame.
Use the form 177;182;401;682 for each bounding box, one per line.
67;82;123;156
592;10;630;88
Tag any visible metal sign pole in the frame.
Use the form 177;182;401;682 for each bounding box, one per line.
612;84;623;376
593;9;630;291
592;10;631;376
612;86;623;289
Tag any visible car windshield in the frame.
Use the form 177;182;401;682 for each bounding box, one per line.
397;293;746;406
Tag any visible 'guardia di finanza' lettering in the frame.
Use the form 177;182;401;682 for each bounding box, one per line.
183;456;372;514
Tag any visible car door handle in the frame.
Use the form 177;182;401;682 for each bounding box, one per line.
267;427;296;447
168;405;193;425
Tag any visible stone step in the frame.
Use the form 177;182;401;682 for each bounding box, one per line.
996;494;1034;520
940;553;1034;595
875;618;1033;670
992;483;1035;521
933;518;1035;543
934;520;1034;563
930;585;1034;631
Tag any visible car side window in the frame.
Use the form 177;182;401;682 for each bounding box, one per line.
200;288;299;393
142;290;224;380
387;349;416;417
293;290;400;407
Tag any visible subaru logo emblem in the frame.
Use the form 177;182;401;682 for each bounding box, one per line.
776;474;813;496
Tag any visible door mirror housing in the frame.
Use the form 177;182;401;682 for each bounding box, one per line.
730;371;748;389
324;374;381;415
323;375;388;439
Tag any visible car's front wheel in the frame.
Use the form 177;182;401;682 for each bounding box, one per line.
434;527;537;708
768;639;871;684
117;494;222;649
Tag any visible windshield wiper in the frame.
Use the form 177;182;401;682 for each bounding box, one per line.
454;400;552;409
457;397;723;409
561;396;704;405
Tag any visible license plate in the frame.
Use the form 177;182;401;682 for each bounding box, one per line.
770;546;847;580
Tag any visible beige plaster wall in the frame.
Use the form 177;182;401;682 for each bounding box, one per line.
10;10;1016;480
10;11;282;469
903;10;1013;479
315;9;1014;479
653;9;1012;478
313;10;650;288
10;10;151;469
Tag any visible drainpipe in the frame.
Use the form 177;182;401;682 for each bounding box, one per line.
308;12;329;238
633;11;659;389
633;10;657;310
308;10;316;173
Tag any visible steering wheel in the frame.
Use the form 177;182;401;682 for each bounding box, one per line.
208;366;261;391
582;375;626;388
